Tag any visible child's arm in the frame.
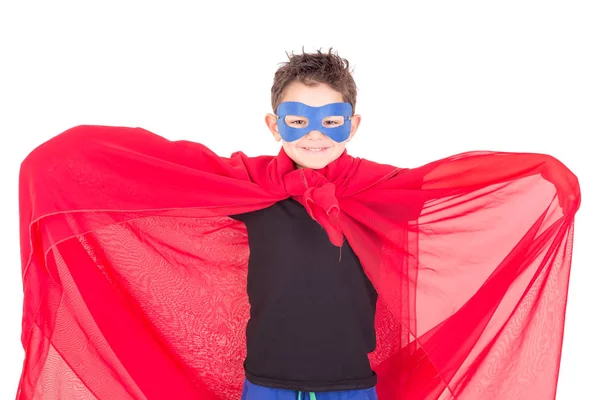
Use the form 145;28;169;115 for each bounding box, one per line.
420;152;580;214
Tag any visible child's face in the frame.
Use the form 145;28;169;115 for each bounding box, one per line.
265;82;361;169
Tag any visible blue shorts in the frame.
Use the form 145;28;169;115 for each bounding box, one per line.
241;379;378;400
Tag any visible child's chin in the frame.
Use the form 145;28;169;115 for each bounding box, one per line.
295;157;331;170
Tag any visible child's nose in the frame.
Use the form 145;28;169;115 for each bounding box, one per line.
306;129;325;139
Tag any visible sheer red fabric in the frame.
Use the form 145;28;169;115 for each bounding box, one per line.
17;125;581;400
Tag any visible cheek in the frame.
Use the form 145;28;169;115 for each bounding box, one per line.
282;142;296;152
281;142;299;159
332;141;347;153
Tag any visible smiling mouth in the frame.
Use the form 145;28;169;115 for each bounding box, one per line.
301;147;330;152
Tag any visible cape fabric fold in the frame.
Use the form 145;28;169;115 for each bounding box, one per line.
17;125;580;400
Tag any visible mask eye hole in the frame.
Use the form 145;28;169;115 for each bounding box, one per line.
284;115;308;128
322;115;345;127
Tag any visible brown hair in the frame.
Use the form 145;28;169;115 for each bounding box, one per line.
271;48;357;114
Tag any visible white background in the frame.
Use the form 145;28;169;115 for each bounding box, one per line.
1;1;598;399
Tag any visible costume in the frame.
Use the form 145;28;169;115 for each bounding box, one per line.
17;124;580;400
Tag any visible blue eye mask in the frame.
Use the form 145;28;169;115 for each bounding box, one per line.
275;102;353;143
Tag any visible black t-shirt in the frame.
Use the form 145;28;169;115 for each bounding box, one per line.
230;198;378;392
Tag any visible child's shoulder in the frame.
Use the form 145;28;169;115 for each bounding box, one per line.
348;155;426;192
353;155;411;181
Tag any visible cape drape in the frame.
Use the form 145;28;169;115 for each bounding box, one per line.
17;125;581;400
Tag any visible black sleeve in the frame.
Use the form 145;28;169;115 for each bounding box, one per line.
229;213;247;222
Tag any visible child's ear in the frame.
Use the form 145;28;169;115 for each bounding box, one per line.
348;114;361;142
265;114;281;141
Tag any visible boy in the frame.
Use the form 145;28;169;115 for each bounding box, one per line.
230;49;379;400
16;49;579;400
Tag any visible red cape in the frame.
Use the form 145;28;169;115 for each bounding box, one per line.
17;125;581;400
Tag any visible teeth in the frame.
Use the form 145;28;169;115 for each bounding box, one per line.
304;148;325;152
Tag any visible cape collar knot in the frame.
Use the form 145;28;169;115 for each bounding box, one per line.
284;168;343;246
270;148;355;247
